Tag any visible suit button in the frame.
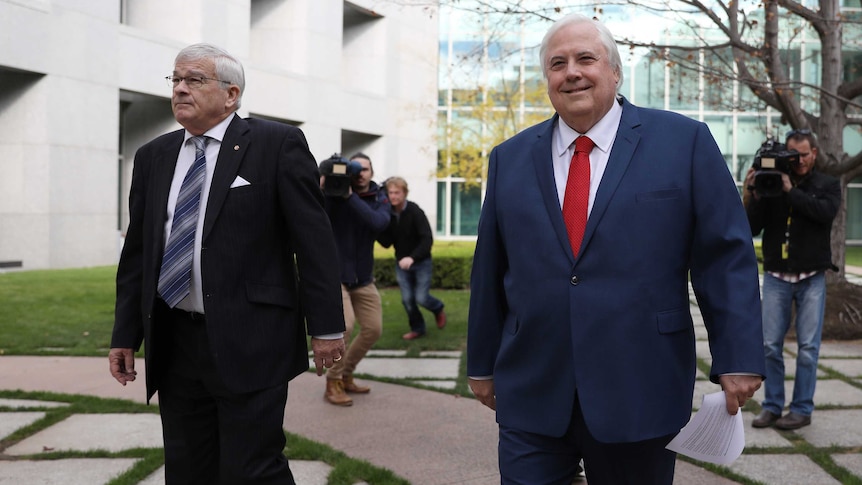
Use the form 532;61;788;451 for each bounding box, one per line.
570;275;580;285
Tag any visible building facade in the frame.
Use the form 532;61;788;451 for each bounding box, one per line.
0;0;439;270
436;1;862;241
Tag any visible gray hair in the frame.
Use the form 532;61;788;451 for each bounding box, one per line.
539;13;624;91
175;43;245;110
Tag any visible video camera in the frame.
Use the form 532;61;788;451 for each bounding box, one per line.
750;136;800;198
319;153;363;197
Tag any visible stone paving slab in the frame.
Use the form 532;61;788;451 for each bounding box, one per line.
0;412;45;441
832;453;862;478
740;414;795;448
794;409;862;447
5;414;162;456
752;379;862;407
410;379;457;389
0;458;139;485
784;340;862;358
138;461;342;485
0;398;69;409
726;454;842;485
816;340;862;358
310;357;460;379
420;350;462;358
820;358;862;377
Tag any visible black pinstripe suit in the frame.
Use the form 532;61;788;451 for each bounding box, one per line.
112;114;344;483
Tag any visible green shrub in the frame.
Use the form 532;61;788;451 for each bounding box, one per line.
374;240;475;289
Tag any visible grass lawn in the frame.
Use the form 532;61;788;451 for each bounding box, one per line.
3;239;860;484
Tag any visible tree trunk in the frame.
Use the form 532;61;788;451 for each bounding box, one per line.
828;175;849;285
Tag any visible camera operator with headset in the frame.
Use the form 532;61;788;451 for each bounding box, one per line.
744;129;840;430
318;152;391;406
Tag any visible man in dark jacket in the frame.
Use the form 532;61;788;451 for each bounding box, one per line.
320;152;391;406
745;129;841;430
378;176;446;340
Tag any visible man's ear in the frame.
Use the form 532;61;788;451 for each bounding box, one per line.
225;85;241;110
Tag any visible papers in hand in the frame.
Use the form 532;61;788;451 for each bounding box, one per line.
666;391;745;465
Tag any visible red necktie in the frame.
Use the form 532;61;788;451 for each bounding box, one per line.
562;136;594;257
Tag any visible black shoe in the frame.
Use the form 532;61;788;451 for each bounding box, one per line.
752;410;781;428
775;412;811;430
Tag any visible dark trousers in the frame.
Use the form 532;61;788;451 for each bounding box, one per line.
157;306;295;485
498;394;676;485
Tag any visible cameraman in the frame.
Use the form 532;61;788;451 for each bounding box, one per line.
319;152;391;406
744;129;840;430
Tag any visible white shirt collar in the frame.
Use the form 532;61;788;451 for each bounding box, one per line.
554;98;623;155
183;113;235;145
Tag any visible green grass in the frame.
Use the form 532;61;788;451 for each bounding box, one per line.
0;266;116;355
0;389;407;485
3;243;861;484
846;245;862;267
0;265;464;484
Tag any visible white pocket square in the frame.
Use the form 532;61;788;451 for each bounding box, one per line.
230;176;251;188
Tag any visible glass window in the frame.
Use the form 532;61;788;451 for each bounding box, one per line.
667;48;699;111
847;185;862;240
702;48;735;110
632;55;666;109
449;182;481;236
436;181;448;235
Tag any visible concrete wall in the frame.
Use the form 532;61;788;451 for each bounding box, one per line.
0;0;439;270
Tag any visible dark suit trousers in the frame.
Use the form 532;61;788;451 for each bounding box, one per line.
156;304;295;485
498;393;676;485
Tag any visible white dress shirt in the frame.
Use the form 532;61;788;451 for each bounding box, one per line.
552;98;623;213
163;115;234;313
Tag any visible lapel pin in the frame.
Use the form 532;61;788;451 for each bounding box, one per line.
234;145;240;151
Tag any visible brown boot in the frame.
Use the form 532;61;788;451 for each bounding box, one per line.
343;375;370;394
324;379;353;406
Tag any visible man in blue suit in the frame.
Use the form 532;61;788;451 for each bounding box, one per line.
467;14;766;484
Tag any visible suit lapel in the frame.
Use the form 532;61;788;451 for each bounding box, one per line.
152;131;185;251
531;114;576;263
582;98;641;250
203;115;249;242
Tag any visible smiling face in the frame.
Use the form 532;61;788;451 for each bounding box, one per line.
171;58;239;135
544;21;620;133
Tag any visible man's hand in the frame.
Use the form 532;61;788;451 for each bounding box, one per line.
310;337;346;376
398;257;415;270
781;173;793;193
108;348;137;385
469;378;496;410
719;374;763;415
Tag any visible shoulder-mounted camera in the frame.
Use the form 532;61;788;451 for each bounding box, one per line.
319;153;362;197
750;137;800;198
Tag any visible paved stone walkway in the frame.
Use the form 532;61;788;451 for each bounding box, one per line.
1;280;861;484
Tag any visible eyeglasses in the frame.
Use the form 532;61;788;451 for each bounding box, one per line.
166;75;231;89
786;128;812;137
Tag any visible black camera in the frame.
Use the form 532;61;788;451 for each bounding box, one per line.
319;153;363;197
751;137;800;198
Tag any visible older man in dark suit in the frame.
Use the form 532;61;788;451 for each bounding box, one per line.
467;14;765;484
109;43;345;484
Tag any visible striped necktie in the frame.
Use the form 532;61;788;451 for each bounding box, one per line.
158;136;208;308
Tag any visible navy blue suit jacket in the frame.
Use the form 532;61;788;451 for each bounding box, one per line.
112;115;345;400
467;98;765;443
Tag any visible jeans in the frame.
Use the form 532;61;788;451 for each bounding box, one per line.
760;271;826;416
395;258;444;334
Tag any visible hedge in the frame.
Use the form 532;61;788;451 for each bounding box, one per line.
373;255;473;289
